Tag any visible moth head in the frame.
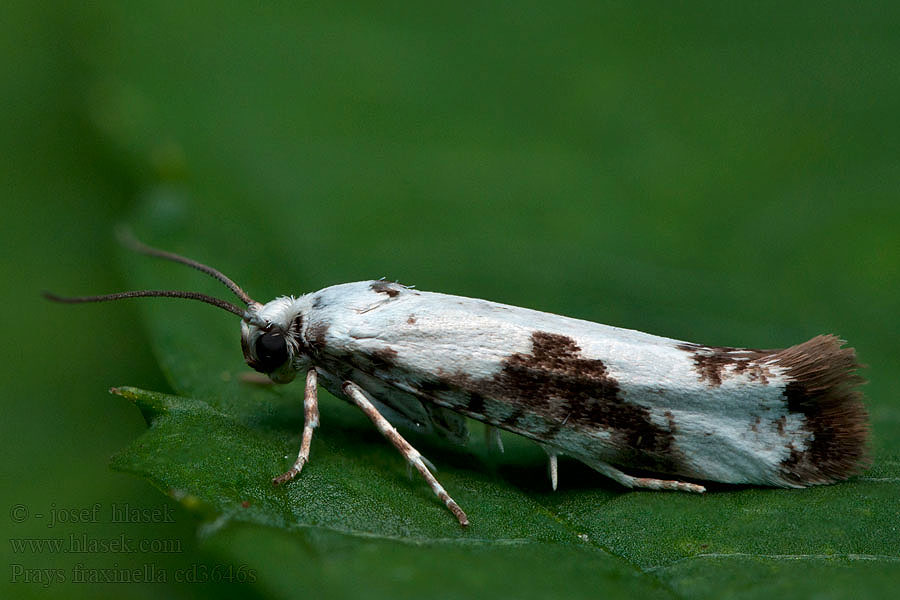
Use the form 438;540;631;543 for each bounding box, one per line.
43;227;305;384
240;296;308;384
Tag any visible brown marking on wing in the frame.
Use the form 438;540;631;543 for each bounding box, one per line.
680;335;868;484
370;347;399;371
474;331;680;472
305;322;330;354
676;343;777;386
286;313;307;353
774;415;786;436
290;313;303;335
664;410;677;434
775;335;869;484
370;281;401;297
331;329;682;473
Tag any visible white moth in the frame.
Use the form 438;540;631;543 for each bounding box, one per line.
46;233;869;526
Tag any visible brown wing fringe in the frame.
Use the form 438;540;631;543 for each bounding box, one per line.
774;335;869;484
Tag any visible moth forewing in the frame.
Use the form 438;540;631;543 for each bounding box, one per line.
295;281;867;492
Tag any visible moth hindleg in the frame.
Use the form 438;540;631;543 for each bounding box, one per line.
273;369;320;485
542;447;559;491
586;459;706;493
341;380;469;526
485;425;505;453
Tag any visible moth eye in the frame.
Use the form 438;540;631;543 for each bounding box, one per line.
255;332;289;372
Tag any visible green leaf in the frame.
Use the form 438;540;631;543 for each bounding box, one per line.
9;2;900;598
109;204;899;599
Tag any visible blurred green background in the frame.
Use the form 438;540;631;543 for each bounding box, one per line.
3;2;898;599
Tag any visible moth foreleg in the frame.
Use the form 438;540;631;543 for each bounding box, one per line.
272;369;320;485
586;460;706;493
341;380;469;527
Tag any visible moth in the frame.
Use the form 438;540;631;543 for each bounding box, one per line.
46;232;869;526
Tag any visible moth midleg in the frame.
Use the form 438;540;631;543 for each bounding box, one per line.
586;460;706;494
341;381;469;527
406;454;438;480
542;447;559;491
485;425;505;453
272;369;320;485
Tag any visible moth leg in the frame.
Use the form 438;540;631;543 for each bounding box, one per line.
588;460;706;493
485;425;505;453
341;381;469;527
547;451;559;491
272;369;320;485
406;454;438;481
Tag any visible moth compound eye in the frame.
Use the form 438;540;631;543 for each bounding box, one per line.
255;332;289;372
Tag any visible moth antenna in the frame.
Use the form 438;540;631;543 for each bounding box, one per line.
42;290;267;327
116;226;257;306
